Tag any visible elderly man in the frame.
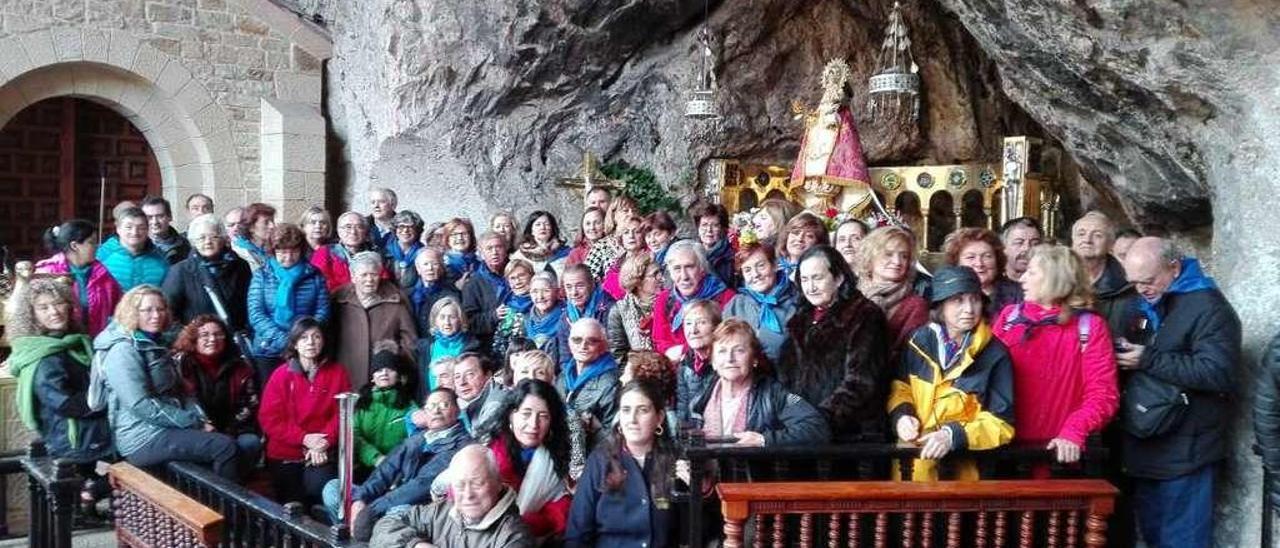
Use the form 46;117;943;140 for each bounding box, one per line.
141;196;191;265
96;206;169;290
332;251;417;384
1000;217;1042;282
369;444;531;548
1119;237;1240;548
222;207;245;240
367;187;399;249
450;353;504;435
652;240;736;353
161;214;252;330
461;232;510;348
557;318;619;477
1072;211;1143;342
326;388;473;541
312;212;385;292
186;193;214;219
585;186;612;212
555;264;615;358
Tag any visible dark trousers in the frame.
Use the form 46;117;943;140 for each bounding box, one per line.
126;429;239;480
269;459;337;506
1133;465;1215;548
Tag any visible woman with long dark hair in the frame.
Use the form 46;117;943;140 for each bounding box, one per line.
35;219;122;336
513;210;570;278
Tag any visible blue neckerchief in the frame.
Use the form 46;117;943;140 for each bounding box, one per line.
777;256;798;280
234;235;268;262
705;237;731;265
561;353;617;394
385;240;422;271
549;243;571;261
410;280;444;319
422;423;462;452
505;293;533;314
654;244;670;271
69;263;91;310
428;330;467;390
267;258;307;328
444;251;477;278
670;275;728;333
741;273;792;334
473;264;511;303
566;286;605;323
525;305;564;345
1138;257;1218;332
520;447;536;465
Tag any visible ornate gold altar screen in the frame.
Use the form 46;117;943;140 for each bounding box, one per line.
704;136;1064;253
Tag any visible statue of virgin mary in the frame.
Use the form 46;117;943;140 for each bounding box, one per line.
790;59;871;190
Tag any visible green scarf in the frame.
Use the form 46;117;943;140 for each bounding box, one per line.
8;334;93;448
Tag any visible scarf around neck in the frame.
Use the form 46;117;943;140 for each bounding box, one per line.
566;287;605;323
474;264;511;303
702;380;751;439
858;278;913;314
9;334;93;447
561;353;617;394
741;273;791;334
268;258;307;328
505;292;533;315
410;280;444;319
444;251;477;278
670;275;728;333
386;240;422;270
525;305;564;346
234;236;267;260
1138;257;1218;332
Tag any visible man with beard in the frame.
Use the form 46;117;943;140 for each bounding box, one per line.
999;217;1042;282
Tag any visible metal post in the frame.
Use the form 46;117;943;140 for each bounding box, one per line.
49;459;78;548
334;392;359;528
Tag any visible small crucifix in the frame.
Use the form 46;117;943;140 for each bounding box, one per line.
556;152;625;205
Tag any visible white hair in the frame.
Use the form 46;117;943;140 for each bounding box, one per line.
350;251;384;274
665;239;709;273
187;213;224;240
370;187;399;207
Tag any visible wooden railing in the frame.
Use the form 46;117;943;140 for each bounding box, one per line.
717;479;1118;548
108;462;222;547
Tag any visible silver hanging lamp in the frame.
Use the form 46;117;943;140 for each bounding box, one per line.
867;1;920;123
685;0;720;120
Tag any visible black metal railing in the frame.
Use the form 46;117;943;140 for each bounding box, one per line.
166;461;365;547
678;435;1110;547
0;448;27;539
19;441;83;548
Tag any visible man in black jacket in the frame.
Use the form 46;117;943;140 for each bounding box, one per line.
1119;237;1241;548
1256;333;1280;510
461;232;510;349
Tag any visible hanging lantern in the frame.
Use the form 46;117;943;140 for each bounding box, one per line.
685;23;720;120
867;1;920;124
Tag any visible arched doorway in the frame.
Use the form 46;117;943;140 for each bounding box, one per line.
0;98;160;261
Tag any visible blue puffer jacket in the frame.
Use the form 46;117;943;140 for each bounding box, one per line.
354;423;472;517
247;263;330;359
96;236;169;291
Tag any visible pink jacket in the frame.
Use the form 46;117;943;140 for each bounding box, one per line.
34;254;122;336
652;285;736;353
993;302;1119;446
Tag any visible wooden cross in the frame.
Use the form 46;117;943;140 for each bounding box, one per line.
556;152;625;204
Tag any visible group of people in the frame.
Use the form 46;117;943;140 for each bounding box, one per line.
4;186;1241;547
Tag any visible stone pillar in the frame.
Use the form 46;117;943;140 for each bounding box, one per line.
260;97;326;222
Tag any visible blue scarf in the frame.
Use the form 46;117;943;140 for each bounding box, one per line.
505;292;533;314
267;258;307;328
670;274;729;333
525;305;564;346
234;235;268;262
386;240;422;271
549;243;571;261
444;251;477;278
653;244;671;271
741;273;792;334
428;330;467;390
777;256;799;280
566;286;605;323
561;353;617;394
410;280;444;319
69;263;91;310
705;238;731;266
1138;257;1218;332
473;264;511;303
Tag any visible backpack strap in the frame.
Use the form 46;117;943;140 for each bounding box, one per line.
1001;303;1024;332
1075;311;1093;352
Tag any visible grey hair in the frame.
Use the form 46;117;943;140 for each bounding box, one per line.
370;187;399;207
1072;211;1116;242
1157;239;1182;264
665;239;709;273
531;270;559;288
392;210;423;229
444;444;501;486
186;213;225;241
338;211;367;227
350;251;384;274
429;296;468;332
570;317;606;337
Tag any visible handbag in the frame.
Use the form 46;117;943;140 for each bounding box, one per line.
1120;370;1190;439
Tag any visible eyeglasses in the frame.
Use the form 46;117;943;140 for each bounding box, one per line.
570;336;603;345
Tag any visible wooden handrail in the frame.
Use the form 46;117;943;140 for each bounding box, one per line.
109;462;223;547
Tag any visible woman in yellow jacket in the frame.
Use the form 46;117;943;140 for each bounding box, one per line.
888;266;1015;481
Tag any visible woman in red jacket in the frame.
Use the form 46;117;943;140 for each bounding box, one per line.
259;316;352;506
993;244;1119;467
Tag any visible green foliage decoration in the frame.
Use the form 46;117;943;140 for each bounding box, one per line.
601;161;681;216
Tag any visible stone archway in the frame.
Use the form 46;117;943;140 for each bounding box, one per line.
0;29;242;212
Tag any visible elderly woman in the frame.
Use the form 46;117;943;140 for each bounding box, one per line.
173;315;262;472
94;286;239;478
779;245;891;441
408;247;460;336
385;210;425;289
259;317;352;505
833;218;870;269
994;244;1118;465
162;214;252;331
333;251;418;385
8;277;114;497
602;214;649;300
490;210;520;253
513;210;571;278
441;217;479;281
607;254;660;365
510;349;557;386
247;223;331;382
493;258;536;357
889;266;1015;481
36;219;122;336
312;212;386;293
567;380;678;548
417;296;480;394
652;240;736;354
724;243;797;362
691;200;736;286
944;227;1024;319
525;271;566;364
479;379;573;539
855;226;929;366
299;206;333;251
751;198;799;248
691;319;830;445
673;300;722;424
231;203;276;270
776;212;830;279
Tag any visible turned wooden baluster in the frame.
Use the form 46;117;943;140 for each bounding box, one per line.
828;512;841;548
724;515;746;548
995;511;1008;547
1019;510;1035;548
875;512;889;548
976;511;989;548
850;512;862;547
1048;510;1062;548
801;513;814;545
1084;512;1108;548
773;513;785;548
945;512;961;548
903;512;916;548
1067;510;1080;548
922;512;934;548
753;513;765;548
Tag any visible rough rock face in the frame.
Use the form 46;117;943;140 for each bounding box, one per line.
936;2;1280;545
325;0;1053;223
